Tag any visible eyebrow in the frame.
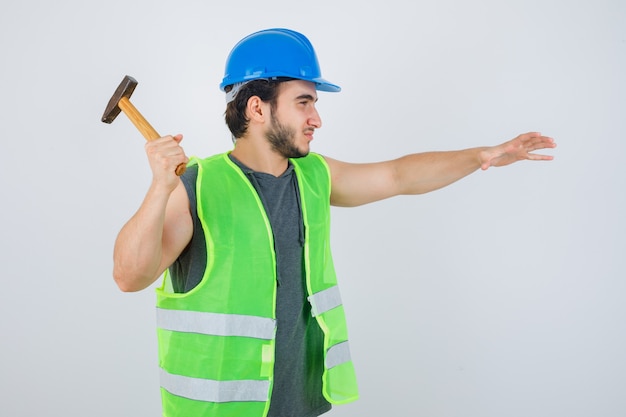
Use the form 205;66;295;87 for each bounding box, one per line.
295;94;318;102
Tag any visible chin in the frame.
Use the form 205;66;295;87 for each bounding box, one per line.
289;152;309;159
289;143;310;159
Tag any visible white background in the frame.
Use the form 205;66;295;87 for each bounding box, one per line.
1;1;624;416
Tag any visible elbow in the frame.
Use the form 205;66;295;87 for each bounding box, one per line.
115;279;140;293
113;265;150;293
113;272;138;293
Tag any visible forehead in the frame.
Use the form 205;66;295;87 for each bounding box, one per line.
278;80;318;100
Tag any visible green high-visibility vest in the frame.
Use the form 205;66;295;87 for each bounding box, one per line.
156;152;359;417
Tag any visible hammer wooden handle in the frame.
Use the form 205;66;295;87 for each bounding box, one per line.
118;97;187;176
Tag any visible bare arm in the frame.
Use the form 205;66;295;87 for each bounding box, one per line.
326;132;556;207
112;135;192;292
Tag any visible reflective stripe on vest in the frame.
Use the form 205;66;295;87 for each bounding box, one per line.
326;341;352;369
160;368;270;403
307;285;342;317
157;307;276;340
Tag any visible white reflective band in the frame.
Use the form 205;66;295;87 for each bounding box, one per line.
308;285;342;317
160;368;270;403
157;308;276;340
325;341;352;369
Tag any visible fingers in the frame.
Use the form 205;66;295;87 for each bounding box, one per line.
145;134;189;179
527;152;555;161
519;132;557;151
518;132;556;163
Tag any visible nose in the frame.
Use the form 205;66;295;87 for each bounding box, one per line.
308;107;322;129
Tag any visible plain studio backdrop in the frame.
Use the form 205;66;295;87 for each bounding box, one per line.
1;0;624;416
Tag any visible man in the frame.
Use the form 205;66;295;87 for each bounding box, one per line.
113;28;556;417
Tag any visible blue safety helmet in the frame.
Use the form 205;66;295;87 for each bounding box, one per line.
220;28;340;93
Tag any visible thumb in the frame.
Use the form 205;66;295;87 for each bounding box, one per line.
478;148;493;171
172;133;184;144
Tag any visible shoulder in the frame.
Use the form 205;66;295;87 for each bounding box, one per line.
190;153;229;170
292;153;331;185
292;152;329;172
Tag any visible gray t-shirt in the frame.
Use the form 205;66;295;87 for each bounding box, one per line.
169;156;331;417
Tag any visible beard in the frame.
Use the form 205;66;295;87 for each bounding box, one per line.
265;113;309;159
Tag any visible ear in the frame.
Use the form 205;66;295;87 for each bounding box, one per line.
245;96;269;124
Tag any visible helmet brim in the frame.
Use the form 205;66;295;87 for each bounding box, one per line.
313;78;341;93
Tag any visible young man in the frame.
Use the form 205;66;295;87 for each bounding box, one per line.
113;28;556;417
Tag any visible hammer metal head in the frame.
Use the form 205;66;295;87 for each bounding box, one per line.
101;75;138;124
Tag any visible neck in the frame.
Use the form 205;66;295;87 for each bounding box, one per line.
230;137;289;177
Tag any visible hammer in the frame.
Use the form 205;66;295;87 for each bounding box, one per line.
101;75;186;176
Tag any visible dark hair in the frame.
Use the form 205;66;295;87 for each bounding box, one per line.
224;78;293;140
